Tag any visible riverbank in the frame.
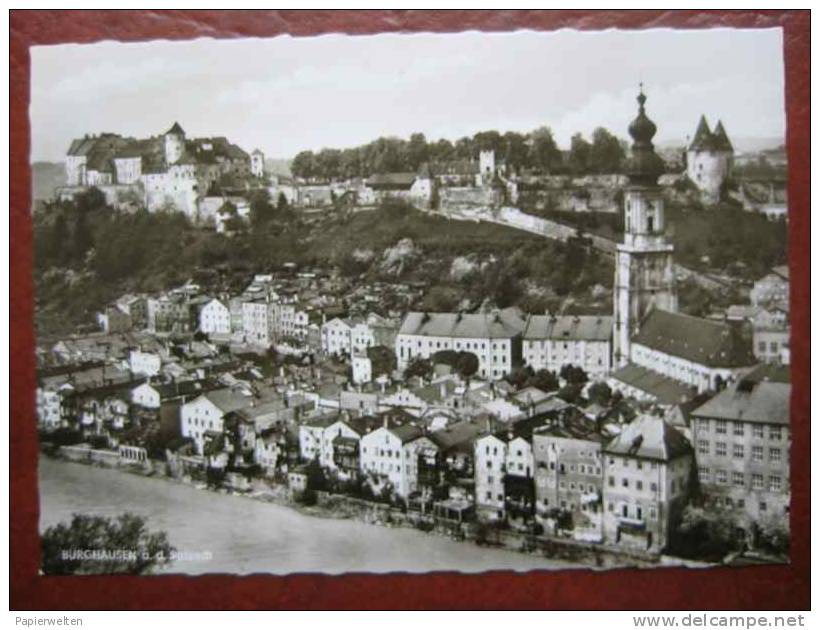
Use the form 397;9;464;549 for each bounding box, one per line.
39;448;698;573
39;456;603;575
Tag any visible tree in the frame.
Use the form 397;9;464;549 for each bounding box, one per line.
455;352;479;379
528;126;562;173
404;357;433;381
568;133;592;174
367;345;397;377
41;513;175;575
587;381;612;406
560;364;589;385
527;369;560;392
589;127;626;173
673;505;739;560
248;189;275;228
755;515;789;556
291;150;318;180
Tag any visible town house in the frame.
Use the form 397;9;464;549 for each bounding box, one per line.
522;314;613;380
689;365;790;531
396;309;525;381
602;414;694;552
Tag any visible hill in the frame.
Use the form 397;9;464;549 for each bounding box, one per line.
32;192;613;336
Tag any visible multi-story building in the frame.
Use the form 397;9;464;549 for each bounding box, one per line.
320;317;353;356
396;309;525;381
532;414;614;540
359;421;426;498
198;298;232;336
474;415;551;521
602;414;694;552
180;388;251;455
522;315;612;380
241;299;276;347
690;365;790;532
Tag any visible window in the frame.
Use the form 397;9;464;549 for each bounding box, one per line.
715;420;727;435
752;446;764;462
769;475;782;492
698;466;711;483
733;422;745;437
621;478;629;488
608;476;615;487
636;481;643;491
697;439;709;455
650;482;658;492
732;472;745;488
715;442;727;457
716;470;728;485
753;425;764;439
770;447;782;463
769;426;782;441
733;444;744;459
751;474;764;490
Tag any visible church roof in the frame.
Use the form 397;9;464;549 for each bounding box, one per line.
632;309;756;368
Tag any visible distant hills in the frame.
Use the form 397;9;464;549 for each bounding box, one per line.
32;161;66;201
657;136;784;154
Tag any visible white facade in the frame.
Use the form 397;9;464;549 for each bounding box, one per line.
199;298;231;335
524;337;611;379
131;382;161;409
396;333;514;380
321;318;353;356
359;427;417;497
474;434;508;515
180;395;226;455
242;300;275;347
351;355;372;385
129;350;162;377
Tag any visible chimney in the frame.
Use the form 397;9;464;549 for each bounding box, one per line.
383;416;389;429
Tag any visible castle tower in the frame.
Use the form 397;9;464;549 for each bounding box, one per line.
164;121;186;166
479;149;496;178
251;149;265;178
612;87;678;367
686;115;734;203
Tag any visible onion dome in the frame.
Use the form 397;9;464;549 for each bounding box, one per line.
625;86;665;185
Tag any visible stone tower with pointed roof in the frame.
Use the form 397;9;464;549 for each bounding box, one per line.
612;87;678;367
686;114;734;203
164;121;186;166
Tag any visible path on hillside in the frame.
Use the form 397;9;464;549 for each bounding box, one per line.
421;205;728;291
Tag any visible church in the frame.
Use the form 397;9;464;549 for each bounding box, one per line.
610;89;756;400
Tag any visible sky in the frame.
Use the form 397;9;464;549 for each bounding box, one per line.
30;28;786;162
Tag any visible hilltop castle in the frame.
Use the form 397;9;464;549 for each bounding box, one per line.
64;123;262;218
685;115;734;203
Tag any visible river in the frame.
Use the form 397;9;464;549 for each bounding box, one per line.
38;457;582;575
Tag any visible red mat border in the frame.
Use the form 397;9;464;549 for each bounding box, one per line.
10;10;810;610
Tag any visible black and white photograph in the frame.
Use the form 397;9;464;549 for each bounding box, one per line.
29;26;791;577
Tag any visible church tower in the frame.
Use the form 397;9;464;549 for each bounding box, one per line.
612;87;678;367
